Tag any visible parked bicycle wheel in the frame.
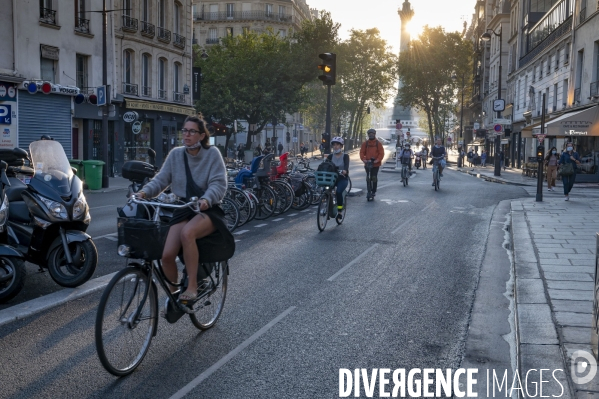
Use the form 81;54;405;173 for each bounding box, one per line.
305;175;322;205
253;186;276;220
317;194;329;232
226;187;252;227
246;191;259;221
221;197;240;232
188;261;228;330
95;266;157;376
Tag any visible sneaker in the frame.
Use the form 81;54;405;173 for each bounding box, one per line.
432;182;435;186
547;188;552;191
336;213;343;222
565;196;569;201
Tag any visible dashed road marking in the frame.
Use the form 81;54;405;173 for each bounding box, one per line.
255;224;268;227
233;230;249;235
301;209;311;212
272;218;284;221
287;213;298;217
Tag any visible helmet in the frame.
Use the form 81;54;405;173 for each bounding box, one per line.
331;136;344;146
404;143;411;149
367;129;376;135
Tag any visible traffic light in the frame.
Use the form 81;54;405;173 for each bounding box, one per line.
367;106;371;114
536;145;544;161
317;53;336;85
286;131;291;143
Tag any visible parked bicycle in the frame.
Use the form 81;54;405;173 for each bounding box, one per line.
95;195;230;376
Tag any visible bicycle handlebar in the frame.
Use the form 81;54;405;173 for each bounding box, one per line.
129;195;201;213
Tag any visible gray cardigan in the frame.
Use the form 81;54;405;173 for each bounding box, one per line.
141;146;227;206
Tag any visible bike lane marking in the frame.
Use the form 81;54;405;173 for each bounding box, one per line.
255;224;268;228
169;306;296;399
233;230;249;235
327;244;379;282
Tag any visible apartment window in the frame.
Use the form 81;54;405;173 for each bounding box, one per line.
173;63;180;93
564;42;570;64
279;29;286;37
555;49;560;69
575;49;584;93
76;54;88;89
562;79;568;106
226;27;233;37
142;0;149;21
40;57;55;83
242;26;250;35
158;0;165;27
545;87;549;112
553;83;558;110
533;66;536;82
123;0;131;16
523;76;527;107
226;3;234;18
209;28;217;40
158;58;166;98
174;3;180;34
265;4;273;16
123;50;132;84
142;53;150;96
594;41;599;82
278;5;286;17
547;57;551;74
75;0;85;21
539;63;543;79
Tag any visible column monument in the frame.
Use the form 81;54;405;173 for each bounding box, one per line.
392;1;415;130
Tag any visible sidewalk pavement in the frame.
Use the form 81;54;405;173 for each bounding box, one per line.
511;194;599;397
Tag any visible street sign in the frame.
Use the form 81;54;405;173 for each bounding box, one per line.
0;105;11;124
292;137;298;142
123;111;138;123
396;123;402;130
493;124;503;132
501;139;509;144
493;118;512;125
536;134;546;143
473;122;480;130
96;86;106;106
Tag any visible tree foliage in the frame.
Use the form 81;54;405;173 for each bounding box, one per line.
396;26;472;142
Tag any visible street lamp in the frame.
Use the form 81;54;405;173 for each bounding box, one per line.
451;72;465;168
481;26;502;177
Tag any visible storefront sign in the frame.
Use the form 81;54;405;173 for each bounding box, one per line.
132;121;142;134
21;81;80;96
40;45;59;60
0;82;17;101
123;111;139;123
126;100;195;116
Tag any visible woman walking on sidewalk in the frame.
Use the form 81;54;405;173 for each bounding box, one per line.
558;141;581;201
544;147;559;191
481;150;487;167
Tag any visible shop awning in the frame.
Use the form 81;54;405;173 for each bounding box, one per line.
521;106;599;138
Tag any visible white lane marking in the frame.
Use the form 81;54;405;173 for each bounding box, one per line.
327;244;380;282
89;205;117;210
255;224;268;227
169;306;296;399
391;202;435;234
93;232;117;240
301;209;311;212
235;239;241;242
272;218;284;221
104;236;118;242
233;230;249;235
287;213;298;217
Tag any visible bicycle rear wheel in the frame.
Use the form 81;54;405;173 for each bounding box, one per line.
189;261;228;330
317;194;329;232
253;186;276;220
95;266;157;376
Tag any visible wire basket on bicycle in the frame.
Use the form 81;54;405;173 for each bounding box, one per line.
314;171;337;187
117;217;170;260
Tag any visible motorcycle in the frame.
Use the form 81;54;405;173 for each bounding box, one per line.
0;160;26;303
0;140;98;288
414;154;422;169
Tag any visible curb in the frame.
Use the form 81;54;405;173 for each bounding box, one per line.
454;168;532;187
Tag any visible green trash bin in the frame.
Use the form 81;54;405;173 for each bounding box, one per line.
82;160;105;190
68;159;85;181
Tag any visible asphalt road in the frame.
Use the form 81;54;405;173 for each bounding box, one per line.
0;151;529;398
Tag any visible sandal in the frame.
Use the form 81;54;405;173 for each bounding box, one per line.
178;290;198;304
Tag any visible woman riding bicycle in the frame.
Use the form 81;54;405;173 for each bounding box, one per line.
327;137;350;218
136;115;230;304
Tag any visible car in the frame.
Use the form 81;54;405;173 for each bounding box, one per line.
377;137;390;145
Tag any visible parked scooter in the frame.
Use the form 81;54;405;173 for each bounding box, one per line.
1;139;98;288
0;161;26;303
414;154;422;169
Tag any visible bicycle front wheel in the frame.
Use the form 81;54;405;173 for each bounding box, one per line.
190;261;228;330
347;176;352;193
317;193;329;232
95;266;157;376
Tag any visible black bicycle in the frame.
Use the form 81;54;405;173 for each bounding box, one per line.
95;196;229;376
315;172;347;231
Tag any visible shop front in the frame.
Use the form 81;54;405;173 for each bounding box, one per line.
523;105;599;182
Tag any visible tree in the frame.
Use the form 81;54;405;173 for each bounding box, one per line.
396;26;472;143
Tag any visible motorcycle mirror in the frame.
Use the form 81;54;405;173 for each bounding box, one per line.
71;167;78;175
13;147;28;159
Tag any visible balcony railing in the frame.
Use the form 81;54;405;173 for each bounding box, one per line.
141;86;151;97
141;21;155;37
123;83;138;96
75;18;90;34
158;89;167;100
39;7;57;25
591;81;599;98
173;33;185;48
194;10;298;25
173;92;185;103
574;87;581;103
157;27;171;42
206;38;219;44
122;15;138;32
192;38;197;44
79;87;95;95
579;7;586;24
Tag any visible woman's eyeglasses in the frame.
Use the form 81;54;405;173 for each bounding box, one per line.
181;128;201;135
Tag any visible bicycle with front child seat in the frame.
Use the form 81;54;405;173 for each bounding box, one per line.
315;171;347;232
95;196;229;376
432;156;444;191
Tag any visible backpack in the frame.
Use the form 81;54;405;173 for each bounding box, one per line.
317;160;338;173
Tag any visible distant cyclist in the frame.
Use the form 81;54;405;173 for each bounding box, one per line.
360;129;385;198
327;137;350;218
397;143;414;174
421;145;429;169
431;138;446;186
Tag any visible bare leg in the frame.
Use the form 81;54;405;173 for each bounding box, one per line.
179;213;216;295
161;222;186;292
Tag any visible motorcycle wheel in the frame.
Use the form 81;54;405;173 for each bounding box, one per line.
0;257;26;304
47;239;98;288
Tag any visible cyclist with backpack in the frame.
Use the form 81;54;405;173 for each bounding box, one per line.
397;143;414;173
326;137;350;216
360;129;385;198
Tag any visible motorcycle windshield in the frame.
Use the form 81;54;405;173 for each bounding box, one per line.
30;140;73;197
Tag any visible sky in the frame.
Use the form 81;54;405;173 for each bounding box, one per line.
316;0;476;53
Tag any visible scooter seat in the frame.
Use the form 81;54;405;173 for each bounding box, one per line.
5;179;28;202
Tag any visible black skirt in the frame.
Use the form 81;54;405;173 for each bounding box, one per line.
170;205;235;263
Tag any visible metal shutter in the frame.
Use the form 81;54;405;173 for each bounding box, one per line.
18;94;72;157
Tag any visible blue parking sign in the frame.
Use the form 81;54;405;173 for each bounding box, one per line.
0;104;11;124
96;86;106;106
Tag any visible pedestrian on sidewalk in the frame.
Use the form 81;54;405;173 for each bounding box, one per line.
277;142;284;156
558;141;581;201
544;146;559;191
467;148;473;167
500;150;505;170
481;150;487;167
473;150;480;167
